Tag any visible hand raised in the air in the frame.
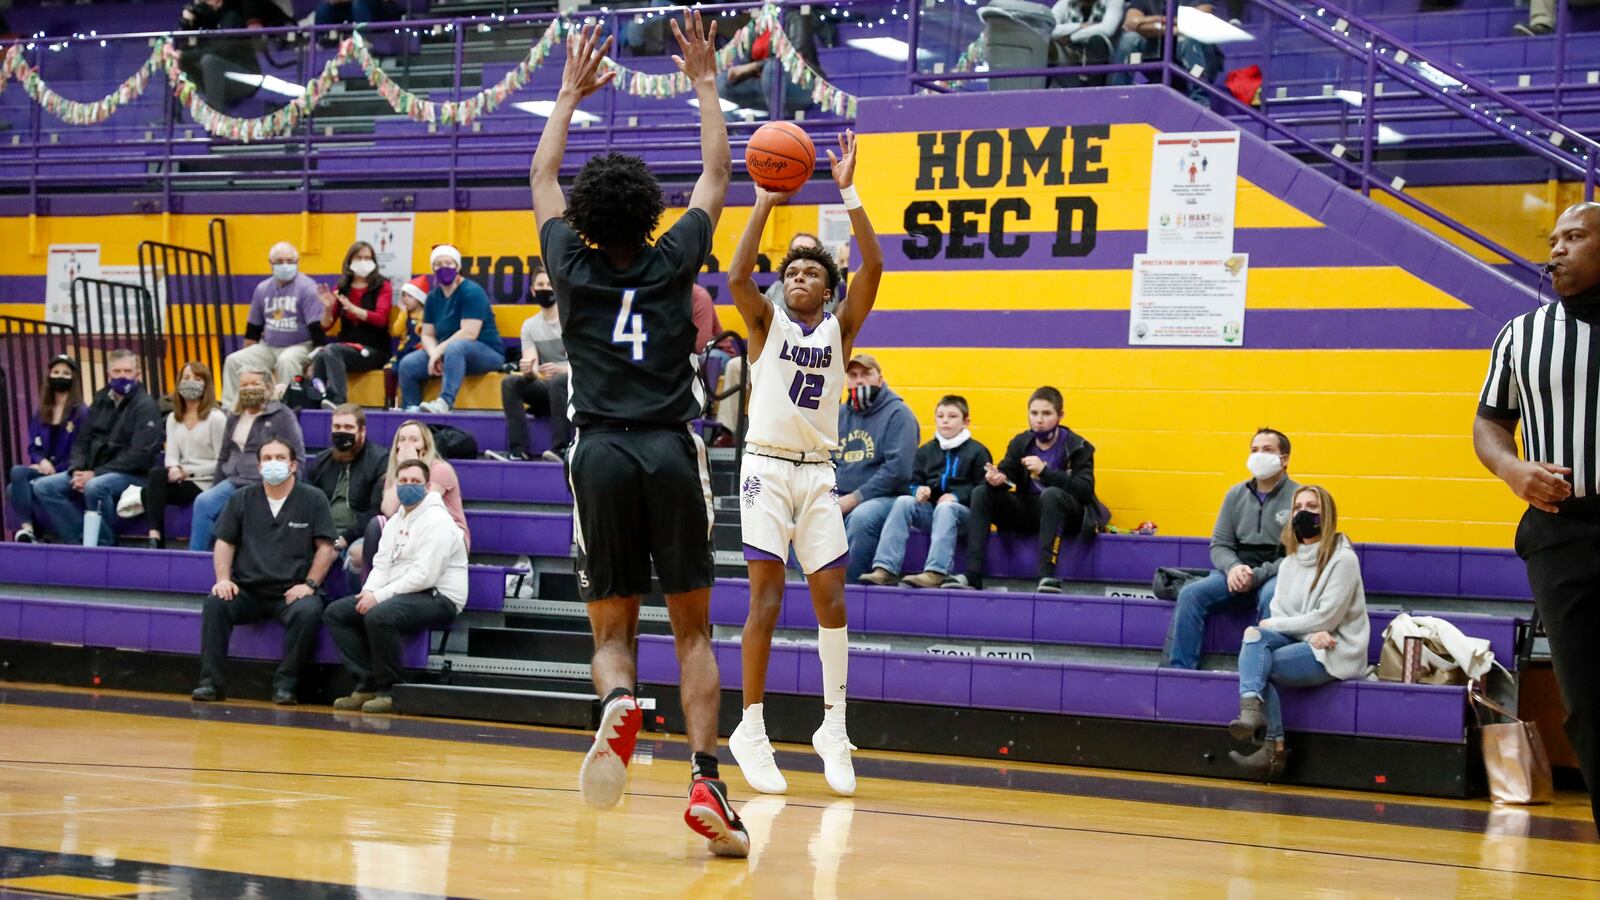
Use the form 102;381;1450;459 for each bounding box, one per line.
827;129;858;189
670;9;720;85
559;23;615;101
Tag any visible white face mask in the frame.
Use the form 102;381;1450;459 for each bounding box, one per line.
349;259;377;278
1247;452;1284;480
272;262;299;282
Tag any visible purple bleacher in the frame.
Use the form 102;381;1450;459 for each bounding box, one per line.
891;530;1532;601
0;544;510;611
463;509;572;557
705;578;1524;668
298;408;547;456
453;460;572;505
636;634;1469;743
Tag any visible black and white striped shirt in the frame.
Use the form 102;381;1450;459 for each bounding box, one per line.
1479;302;1600;498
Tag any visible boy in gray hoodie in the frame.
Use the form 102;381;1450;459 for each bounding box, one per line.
835;354;921;581
1163;428;1299;669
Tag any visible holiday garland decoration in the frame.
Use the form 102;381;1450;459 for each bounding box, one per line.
0;4;860;140
2;40;167;125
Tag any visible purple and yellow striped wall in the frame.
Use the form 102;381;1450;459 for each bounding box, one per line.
0;86;1541;548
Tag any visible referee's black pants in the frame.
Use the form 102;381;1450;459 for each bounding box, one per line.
199;586;325;696
1518;496;1600;829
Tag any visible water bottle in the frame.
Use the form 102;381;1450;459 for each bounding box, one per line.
82;510;102;547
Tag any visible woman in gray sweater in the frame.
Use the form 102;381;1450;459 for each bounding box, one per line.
1228;484;1370;781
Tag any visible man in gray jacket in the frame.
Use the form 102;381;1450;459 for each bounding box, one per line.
1163;428;1298;669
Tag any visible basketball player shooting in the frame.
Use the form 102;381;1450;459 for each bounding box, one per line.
724;130;884;796
528;14;749;858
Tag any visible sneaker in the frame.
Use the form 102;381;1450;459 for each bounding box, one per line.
402;405;422;413
190;684;224;702
1036;577;1064;594
418;398;452;414
812;719;857;797
729;720;788;794
333;691;379;710
485;449;531;462
578;693;642;810
1513;21;1553;35
942;573;977;590
685;777;752;858
901;571;945;589
320;398;338;412
13;526;35;544
361;695;395;714
541;449;565;463
857;567;898;586
272;690;297;706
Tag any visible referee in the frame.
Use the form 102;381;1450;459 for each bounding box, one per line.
1475;201;1600;830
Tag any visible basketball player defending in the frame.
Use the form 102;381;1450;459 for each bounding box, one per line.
725;131;883;796
530;16;748;857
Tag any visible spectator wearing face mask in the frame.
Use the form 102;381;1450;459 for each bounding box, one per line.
312;241;393;408
305;404;388;575
191;436;338;706
947;386;1103;594
8;354;87;543
1228;484;1368;782
397;245;504;414
141;361;227;548
221;242;325;407
860;394;993;588
31;349;163;547
1164;428;1298;669
189;367;305;551
323;457;467;715
384;275;430;409
486;270;570;463
835;353;921;582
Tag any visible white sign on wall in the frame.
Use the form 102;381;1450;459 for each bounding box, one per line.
44;244;101;325
355;213;416;284
1128;254;1250;347
1146;131;1240;257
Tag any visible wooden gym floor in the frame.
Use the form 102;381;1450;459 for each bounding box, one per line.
0;683;1596;898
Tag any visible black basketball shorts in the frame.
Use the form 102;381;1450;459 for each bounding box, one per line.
566;425;715;602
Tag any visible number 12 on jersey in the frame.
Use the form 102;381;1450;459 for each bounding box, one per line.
612;289;647;361
788;370;824;409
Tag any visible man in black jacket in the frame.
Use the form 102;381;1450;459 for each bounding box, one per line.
859;395;993;588
33;349;162;546
304;404;387;576
947;386;1102;593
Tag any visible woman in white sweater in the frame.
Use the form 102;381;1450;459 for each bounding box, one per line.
1228;484;1369;781
140;362;227;548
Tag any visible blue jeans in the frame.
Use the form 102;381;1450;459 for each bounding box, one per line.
1237;627;1335;740
1110;32;1220;102
315;0;404;24
32;470;142;546
398;339;504;408
844;495;897;581
873;494;969;576
1163;569;1278;669
7;464;45;529
189;479;241;551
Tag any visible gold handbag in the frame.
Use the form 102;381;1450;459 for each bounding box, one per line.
1471;683;1554;805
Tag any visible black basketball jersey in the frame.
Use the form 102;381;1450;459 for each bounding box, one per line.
540;209;712;427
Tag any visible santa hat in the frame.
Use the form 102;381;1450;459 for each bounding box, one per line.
430;244;463;268
400;274;431;304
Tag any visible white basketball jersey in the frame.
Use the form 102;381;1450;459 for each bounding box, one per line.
744;302;845;455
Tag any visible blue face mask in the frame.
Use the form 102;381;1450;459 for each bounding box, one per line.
397;483;428;509
260;460;291;486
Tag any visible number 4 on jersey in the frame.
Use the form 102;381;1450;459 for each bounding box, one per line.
612;289;648;361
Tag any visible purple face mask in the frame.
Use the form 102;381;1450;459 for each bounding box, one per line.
434;266;458;286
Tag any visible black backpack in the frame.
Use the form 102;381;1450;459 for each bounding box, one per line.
429;424;479;460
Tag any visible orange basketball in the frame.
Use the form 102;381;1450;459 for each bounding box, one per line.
744;121;816;193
